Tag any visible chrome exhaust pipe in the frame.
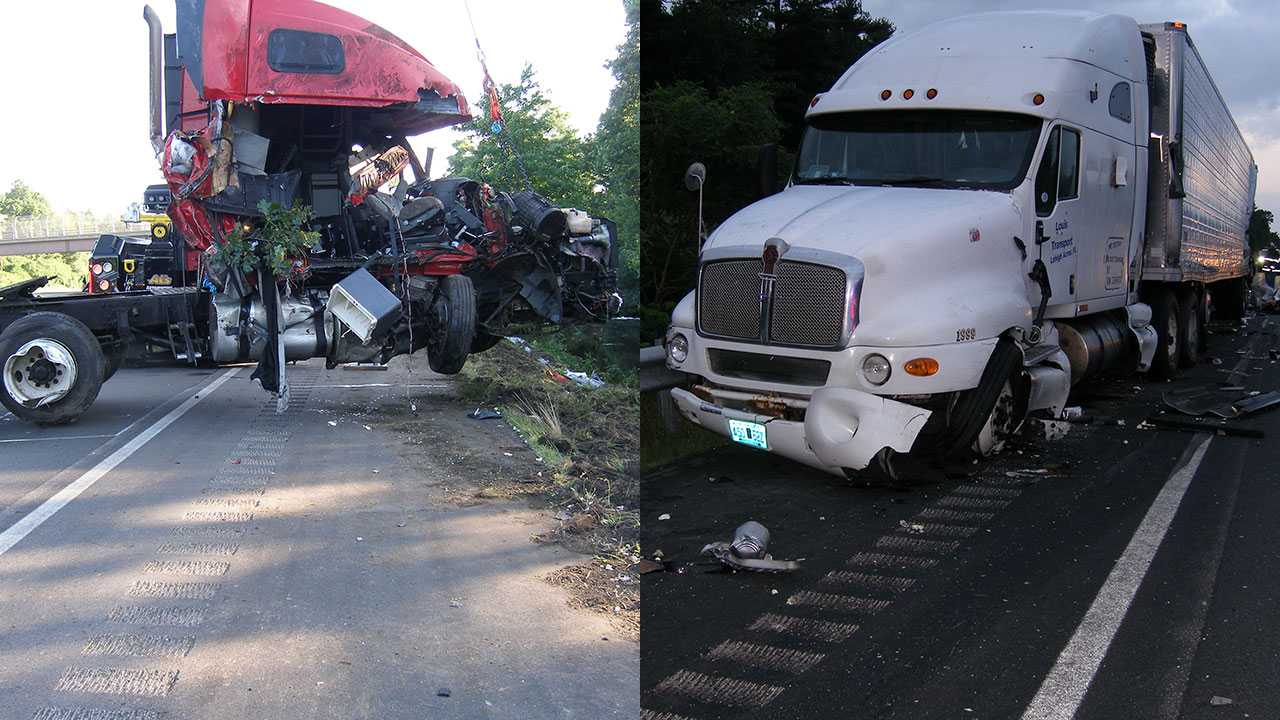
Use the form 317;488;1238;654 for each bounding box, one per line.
143;5;165;155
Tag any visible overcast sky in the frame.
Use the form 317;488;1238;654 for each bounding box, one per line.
0;0;623;216
861;0;1280;214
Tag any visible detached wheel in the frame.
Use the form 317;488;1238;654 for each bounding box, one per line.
1148;287;1180;379
0;312;105;425
427;274;477;375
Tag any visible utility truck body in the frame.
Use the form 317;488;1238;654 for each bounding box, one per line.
665;11;1255;477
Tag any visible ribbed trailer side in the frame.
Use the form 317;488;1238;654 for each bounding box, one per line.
1139;22;1256;284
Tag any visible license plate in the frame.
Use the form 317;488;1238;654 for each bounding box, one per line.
728;419;768;450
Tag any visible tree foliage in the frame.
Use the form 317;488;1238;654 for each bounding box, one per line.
214;201;320;277
0;179;52;219
592;0;641;304
639;0;894;332
449;65;594;212
1247;208;1279;255
0;252;88;290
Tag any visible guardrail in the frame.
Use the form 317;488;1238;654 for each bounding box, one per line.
640;343;688;393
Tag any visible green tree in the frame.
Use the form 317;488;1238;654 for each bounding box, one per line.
0;179;52;218
593;0;641;304
1247;208;1280;255
449;65;594;211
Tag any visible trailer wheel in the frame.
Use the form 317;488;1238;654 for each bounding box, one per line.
1177;286;1203;368
427;275;477;375
0;312;105;425
1148;288;1181;379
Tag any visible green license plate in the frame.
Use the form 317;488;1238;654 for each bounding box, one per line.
728;419;768;450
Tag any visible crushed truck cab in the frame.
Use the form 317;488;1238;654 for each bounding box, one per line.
667;11;1253;477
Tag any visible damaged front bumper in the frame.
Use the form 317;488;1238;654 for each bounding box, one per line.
669;385;931;476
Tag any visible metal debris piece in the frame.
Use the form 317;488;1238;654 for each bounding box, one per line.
470;407;502;420
1208;696;1233;706
702;521;800;573
1143;415;1264;439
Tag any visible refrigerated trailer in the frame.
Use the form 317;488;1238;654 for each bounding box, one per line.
664;12;1256;478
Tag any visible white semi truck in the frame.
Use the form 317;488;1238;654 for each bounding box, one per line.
664;12;1257;478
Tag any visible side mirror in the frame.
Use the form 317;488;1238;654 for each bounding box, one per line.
684;162;707;192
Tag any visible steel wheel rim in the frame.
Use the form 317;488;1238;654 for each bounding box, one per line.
4;338;78;407
975;378;1017;457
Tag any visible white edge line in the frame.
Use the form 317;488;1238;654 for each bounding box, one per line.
1020;433;1214;720
0;367;241;558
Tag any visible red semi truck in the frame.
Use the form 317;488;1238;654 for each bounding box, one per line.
0;0;619;424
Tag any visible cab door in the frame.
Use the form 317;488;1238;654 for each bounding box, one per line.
1032;124;1082;316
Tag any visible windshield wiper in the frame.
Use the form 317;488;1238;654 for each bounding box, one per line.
793;177;856;186
877;176;951;187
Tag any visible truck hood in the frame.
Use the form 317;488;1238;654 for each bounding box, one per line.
704;185;1033;346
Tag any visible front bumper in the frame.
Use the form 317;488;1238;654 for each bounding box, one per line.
670;385;932;476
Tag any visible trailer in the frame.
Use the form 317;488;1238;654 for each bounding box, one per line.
663;12;1256;479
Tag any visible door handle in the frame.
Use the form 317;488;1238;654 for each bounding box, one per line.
1035;220;1050;245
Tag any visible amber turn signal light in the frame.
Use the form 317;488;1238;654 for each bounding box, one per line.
904;358;939;377
880;89;891;101
1033;93;1045;105
902;88;914;99
926;88;938;99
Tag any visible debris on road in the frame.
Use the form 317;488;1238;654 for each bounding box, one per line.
1164;388;1280;419
658;513;671;521
1143;415;1265;438
470;407;503;420
701;521;801;573
1209;695;1233;706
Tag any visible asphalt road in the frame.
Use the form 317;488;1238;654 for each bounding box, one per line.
641;315;1280;720
0;359;637;719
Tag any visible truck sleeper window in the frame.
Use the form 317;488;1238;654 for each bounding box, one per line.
794;110;1042;191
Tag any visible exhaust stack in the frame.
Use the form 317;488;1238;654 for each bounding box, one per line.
143;5;164;155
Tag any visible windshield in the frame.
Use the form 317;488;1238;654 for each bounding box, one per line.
794;110;1043;191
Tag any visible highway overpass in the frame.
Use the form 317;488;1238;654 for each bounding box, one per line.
0;217;149;256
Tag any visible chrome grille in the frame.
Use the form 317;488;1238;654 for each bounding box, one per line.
698;259;763;341
770;261;847;346
698;257;848;348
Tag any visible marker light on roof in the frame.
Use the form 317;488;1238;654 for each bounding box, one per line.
926;88;938;99
902;88;914;99
1033;93;1046;106
880;89;891;101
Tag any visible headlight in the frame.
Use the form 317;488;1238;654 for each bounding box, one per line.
862;353;891;385
668;333;689;364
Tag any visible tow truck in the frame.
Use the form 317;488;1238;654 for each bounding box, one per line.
0;0;620;424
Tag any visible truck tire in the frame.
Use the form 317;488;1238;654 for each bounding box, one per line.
1176;286;1202;368
934;338;1023;460
0;312;105;425
427;274;477;375
102;345;125;382
1147;287;1181;379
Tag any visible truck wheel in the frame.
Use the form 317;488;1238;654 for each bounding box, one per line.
427;274;477;375
102;346;125;382
934;338;1023;460
0;312;105;425
1176;286;1202;368
1148;288;1181;379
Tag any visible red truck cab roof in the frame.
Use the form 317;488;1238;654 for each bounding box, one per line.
176;0;470;135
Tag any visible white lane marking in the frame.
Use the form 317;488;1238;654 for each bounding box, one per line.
310;383;448;389
0;367;241;559
1021;433;1213;720
0;433;117;444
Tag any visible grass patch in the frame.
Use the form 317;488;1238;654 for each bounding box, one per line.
461;339;639;537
